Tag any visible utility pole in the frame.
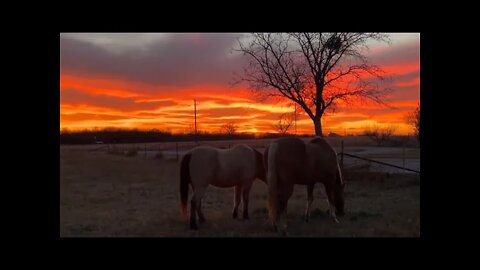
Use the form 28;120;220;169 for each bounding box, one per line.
194;99;197;141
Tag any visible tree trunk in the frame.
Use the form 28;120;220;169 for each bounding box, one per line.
312;117;323;137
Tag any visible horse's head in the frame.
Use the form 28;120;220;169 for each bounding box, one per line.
308;137;345;216
334;181;346;216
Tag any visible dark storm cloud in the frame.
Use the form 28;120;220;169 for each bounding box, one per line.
60;33;246;87
61;33;419;90
369;40;420;66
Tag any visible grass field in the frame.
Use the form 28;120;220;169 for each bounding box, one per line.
60;141;420;237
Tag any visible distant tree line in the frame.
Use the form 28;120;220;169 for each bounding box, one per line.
59;128;286;144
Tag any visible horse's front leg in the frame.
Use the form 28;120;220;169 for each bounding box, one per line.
242;184;252;219
232;185;242;219
304;184;314;222
197;200;206;223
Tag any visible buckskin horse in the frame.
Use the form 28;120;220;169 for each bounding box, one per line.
180;144;266;229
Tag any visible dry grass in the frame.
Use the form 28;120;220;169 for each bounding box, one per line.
60;146;420;237
125;149;138;157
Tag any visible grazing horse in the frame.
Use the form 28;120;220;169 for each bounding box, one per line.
180;144;266;229
264;136;345;233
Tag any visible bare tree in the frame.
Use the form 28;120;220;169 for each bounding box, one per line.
236;33;392;136
274;112;294;135
406;102;420;141
364;124;397;146
185;124;195;134
220;122;238;135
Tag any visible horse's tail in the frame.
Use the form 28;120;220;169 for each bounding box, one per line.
253;148;266;183
266;142;279;226
180;153;192;219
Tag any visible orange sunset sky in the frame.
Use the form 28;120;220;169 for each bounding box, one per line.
60;33;420;135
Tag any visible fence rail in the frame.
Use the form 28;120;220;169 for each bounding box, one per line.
100;140;420;174
338;152;420;174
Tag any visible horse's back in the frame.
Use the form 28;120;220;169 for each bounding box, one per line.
267;136;338;184
268;137;308;184
189;144;257;187
217;144;256;181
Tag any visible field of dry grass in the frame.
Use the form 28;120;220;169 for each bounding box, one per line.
60;142;420;237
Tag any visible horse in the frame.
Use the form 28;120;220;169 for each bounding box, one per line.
263;136;345;233
179;144;266;229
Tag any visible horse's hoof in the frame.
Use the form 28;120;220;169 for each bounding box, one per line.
190;224;198;230
199;218;206;223
304;214;310;222
333;218;340;224
232;212;238;219
243;214;249;220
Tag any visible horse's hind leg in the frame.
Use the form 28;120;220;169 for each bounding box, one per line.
325;183;339;223
242;183;253;219
190;187;207;229
277;183;293;235
232;185;242;219
304;184;314;222
190;198;198;229
277;199;289;236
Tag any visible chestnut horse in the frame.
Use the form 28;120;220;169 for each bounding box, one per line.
180;144;266;229
264;136;345;234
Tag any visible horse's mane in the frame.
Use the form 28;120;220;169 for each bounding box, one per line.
310;137;327;145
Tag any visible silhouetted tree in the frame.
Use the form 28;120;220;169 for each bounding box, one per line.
220;122;238;135
274;112;294;135
364;124;396;146
237;33;392;136
406;102;420;141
